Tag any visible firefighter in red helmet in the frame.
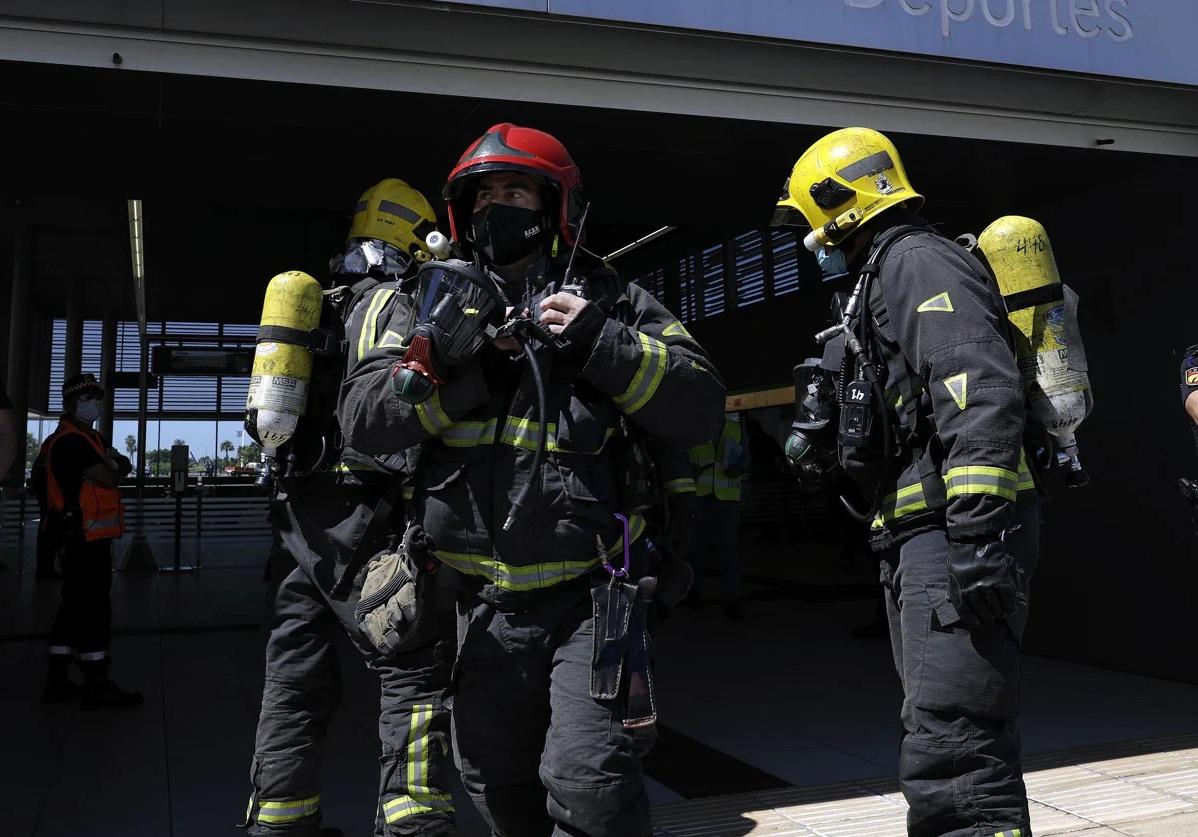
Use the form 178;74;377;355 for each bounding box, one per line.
339;123;725;835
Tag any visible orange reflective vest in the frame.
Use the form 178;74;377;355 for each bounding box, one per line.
43;421;125;542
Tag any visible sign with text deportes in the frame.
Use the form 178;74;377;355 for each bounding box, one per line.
444;0;1197;87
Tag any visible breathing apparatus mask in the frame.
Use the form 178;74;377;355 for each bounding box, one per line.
330;238;414;279
785;359;839;481
389;259;506;405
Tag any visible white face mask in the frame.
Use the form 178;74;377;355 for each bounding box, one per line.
74;399;102;425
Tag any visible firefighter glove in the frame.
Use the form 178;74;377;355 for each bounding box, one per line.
947;535;1026;628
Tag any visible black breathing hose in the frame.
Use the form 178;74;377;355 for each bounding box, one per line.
837;266;894;525
503;333;549;531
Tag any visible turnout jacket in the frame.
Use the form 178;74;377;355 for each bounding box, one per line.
823;220;1033;549
338;257;725;605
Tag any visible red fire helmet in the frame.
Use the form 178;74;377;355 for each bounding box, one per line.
444;123;587;247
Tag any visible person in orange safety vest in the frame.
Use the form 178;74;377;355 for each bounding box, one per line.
39;372;142;709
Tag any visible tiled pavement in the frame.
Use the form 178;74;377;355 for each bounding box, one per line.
3;532;1198;837
649;737;1198;836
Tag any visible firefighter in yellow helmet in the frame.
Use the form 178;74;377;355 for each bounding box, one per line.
775;128;1039;837
243;179;456;837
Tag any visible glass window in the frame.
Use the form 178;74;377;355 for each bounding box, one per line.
771;230;801;297
701;243;726;318
734;231;766;308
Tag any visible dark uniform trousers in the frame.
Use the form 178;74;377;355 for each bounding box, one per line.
249;472;454;837
49;535;113;656
880;496;1040;837
452;578;651;837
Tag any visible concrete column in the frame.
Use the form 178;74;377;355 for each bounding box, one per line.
99;310;117;441
64;274;84;381
6;225;31;481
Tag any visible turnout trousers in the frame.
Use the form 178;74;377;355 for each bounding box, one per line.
246;474;455;837
249;566;455;836
879;497;1040;837
452;577;652;837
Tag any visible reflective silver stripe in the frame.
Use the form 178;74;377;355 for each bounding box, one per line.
383;794;453;823
613;333;668;415
441;418;498;448
77;651;107;662
415;392;453;435
353;200;367;213
257;795;320;824
837;150;893;183
48;645;74;656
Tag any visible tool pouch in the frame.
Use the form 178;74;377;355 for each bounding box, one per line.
590;577;636;700
622;587;658;757
355;525;439;656
590;577;658;757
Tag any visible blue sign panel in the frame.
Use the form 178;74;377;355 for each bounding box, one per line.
450;0;1198;88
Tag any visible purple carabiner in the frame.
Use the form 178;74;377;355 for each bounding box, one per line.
603;513;631;579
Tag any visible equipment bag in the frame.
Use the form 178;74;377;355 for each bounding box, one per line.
354;524;441;656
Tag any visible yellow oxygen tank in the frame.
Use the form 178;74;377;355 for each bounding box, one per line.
246;271;323;466
977;216;1093;485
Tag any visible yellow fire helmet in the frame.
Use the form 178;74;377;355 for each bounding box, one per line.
772;127;924;251
347;178;439;261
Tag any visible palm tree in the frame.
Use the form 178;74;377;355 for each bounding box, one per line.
220;440;235;468
125;434;137;460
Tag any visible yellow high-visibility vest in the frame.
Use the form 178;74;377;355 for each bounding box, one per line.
691;416;745;502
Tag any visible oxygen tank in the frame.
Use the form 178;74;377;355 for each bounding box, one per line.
976;216;1093;486
246;271;323;469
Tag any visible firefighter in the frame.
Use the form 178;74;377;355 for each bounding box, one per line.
243;180;455;837
39;373;140;708
773;127;1039;837
339;123;725;836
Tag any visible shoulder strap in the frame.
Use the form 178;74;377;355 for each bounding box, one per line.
328;476;404;601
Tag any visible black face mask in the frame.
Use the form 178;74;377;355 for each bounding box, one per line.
471;203;547;266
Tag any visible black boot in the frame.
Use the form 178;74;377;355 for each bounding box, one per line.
78;657;144;710
41;654;82;703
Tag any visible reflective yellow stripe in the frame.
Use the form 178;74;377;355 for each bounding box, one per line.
994;830;1023;837
431;515;645;591
613;332;668;415
433;550;604;591
378;329;404;348
499;417;616;454
944;465;1019;502
257;795;320;824
384;704;453;822
357;288;395;362
664;477;695;496
873;456;1037;529
415;391;453;436
333;460;382;473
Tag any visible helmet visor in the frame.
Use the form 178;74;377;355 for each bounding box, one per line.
770;204;808;229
